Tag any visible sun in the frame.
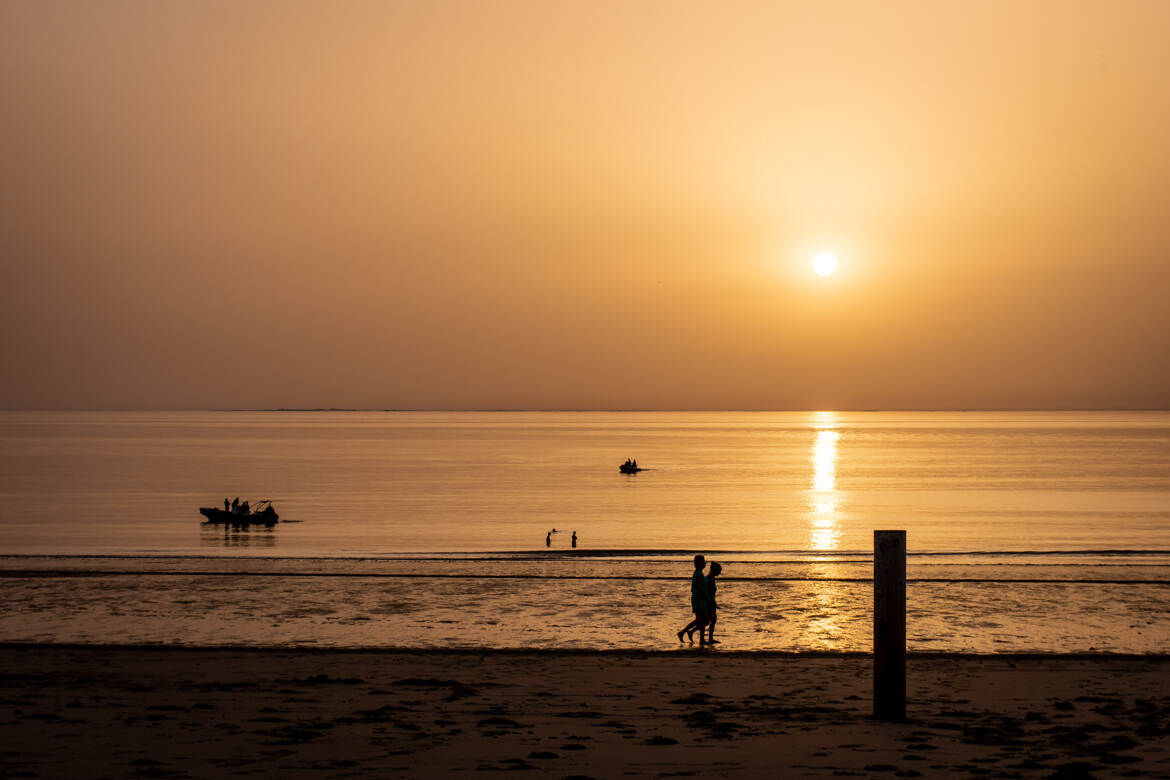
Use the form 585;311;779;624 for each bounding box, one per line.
813;252;838;276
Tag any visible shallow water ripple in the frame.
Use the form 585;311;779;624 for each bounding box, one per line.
1;560;1167;653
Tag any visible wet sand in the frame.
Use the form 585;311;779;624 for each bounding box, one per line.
2;645;1168;778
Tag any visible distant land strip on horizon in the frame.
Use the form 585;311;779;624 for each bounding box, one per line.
213;407;1170;413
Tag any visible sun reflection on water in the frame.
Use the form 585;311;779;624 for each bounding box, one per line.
805;580;848;648
808;413;841;552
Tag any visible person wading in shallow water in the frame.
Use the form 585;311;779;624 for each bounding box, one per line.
703;562;722;644
571;531;577;548
677;554;709;645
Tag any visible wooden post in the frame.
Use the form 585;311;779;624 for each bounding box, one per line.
873;530;906;721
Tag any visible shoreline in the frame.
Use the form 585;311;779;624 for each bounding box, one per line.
3;645;1168;778
3;641;1169;660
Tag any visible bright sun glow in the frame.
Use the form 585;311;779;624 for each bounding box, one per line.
813;252;838;276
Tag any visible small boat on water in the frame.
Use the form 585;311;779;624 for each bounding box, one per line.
619;459;643;473
200;499;279;526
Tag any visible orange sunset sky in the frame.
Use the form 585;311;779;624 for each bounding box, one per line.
2;1;1168;410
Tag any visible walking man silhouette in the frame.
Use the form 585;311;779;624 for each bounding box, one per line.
677;554;709;645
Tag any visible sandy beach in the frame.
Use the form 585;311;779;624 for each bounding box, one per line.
2;645;1167;778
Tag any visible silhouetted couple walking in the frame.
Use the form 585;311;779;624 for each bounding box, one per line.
677;554;722;646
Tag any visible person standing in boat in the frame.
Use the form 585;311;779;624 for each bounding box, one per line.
231;497;240;513
224;498;230;512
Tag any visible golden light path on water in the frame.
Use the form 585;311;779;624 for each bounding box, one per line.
809;412;841;552
805;412;847;648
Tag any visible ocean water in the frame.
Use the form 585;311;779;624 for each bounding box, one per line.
1;411;1168;652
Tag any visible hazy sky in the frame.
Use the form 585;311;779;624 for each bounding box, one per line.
2;1;1168;410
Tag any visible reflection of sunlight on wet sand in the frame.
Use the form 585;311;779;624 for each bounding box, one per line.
805;581;848;648
808;413;841;552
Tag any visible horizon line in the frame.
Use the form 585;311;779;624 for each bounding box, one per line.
2;407;1168;414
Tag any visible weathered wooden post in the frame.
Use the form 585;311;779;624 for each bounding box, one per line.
873;530;906;721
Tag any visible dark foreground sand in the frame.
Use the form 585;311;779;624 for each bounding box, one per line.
1;646;1168;779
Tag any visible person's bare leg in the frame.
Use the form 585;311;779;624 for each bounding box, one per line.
686;612;704;641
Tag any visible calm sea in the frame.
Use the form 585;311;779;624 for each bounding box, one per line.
1;411;1168;652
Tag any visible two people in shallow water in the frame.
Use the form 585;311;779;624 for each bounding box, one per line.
545;529;578;548
678;554;722;645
